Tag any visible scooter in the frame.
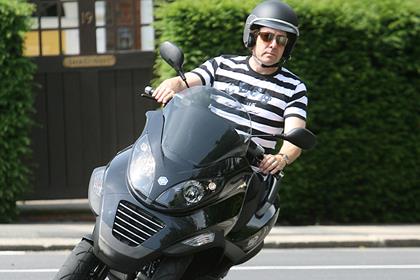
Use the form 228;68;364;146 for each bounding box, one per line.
54;42;316;280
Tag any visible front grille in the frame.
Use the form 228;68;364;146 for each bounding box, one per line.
112;200;165;246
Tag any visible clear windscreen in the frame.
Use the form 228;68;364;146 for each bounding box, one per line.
162;86;252;166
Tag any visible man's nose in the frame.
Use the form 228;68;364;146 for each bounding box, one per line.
268;38;279;47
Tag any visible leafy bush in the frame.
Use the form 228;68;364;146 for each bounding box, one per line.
280;0;420;224
154;0;253;83
154;0;420;224
0;0;35;222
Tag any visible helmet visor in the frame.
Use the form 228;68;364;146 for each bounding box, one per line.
252;18;299;36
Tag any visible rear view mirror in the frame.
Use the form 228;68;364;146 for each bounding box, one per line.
159;41;185;75
282;128;316;150
159;41;189;87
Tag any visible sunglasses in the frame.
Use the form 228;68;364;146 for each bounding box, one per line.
256;31;288;46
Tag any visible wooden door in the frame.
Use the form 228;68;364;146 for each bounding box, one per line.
25;0;158;199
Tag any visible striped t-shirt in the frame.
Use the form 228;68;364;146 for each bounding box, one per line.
191;55;308;154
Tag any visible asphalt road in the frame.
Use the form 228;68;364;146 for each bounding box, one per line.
1;248;420;280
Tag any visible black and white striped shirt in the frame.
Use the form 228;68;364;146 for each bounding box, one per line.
191;55;308;154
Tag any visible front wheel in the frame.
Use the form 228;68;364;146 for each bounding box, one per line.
54;239;109;280
138;256;193;280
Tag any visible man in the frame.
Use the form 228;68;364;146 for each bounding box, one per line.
153;0;307;175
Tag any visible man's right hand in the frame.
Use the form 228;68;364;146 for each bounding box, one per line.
153;77;182;104
153;84;176;104
152;73;203;104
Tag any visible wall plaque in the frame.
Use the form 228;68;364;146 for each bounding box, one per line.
63;55;116;68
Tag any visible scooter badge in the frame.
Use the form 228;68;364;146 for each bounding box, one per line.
158;176;169;186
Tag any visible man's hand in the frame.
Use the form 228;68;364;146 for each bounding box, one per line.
153;80;177;104
259;154;287;175
152;73;203;104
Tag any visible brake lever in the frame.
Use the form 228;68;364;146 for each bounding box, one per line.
273;171;284;180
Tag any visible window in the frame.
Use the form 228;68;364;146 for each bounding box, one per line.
25;0;80;56
95;0;154;53
24;0;155;57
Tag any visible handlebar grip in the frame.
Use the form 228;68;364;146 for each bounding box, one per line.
141;86;156;100
273;170;284;180
144;86;154;96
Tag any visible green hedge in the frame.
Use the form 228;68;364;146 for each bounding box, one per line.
154;0;420;224
154;0;252;82
0;0;35;222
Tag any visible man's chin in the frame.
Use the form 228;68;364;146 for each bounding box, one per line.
261;59;279;66
261;55;279;64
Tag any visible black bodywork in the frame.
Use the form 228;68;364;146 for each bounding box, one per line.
90;87;280;277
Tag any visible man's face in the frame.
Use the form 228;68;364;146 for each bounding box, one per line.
252;27;287;66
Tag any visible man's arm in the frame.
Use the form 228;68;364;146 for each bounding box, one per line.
278;116;306;164
153;72;203;104
259;117;306;174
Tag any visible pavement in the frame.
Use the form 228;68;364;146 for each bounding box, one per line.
0;199;419;251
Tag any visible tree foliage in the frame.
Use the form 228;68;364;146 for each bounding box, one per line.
0;0;36;222
155;0;419;224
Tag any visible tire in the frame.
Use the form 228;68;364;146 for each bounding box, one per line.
54;239;108;280
139;256;193;280
107;269;136;280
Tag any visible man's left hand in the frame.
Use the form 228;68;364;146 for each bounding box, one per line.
259;154;287;175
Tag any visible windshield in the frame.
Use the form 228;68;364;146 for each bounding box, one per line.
162;86;252;166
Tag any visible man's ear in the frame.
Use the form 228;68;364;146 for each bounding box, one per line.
247;29;259;48
247;34;256;47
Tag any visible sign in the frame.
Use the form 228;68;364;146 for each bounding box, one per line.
63;55;116;68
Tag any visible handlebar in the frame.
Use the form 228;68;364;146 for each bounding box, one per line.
144;86;154;95
247;140;283;180
140;86;156;100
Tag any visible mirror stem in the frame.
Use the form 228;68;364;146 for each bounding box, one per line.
179;72;190;88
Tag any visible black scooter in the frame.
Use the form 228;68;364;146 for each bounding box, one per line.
55;42;316;280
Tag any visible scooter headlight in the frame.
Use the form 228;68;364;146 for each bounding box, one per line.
88;166;106;216
155;179;220;209
128;134;156;197
183;181;205;204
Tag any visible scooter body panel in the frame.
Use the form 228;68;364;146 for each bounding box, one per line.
90;87;281;275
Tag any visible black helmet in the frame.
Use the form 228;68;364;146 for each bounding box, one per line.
243;0;299;60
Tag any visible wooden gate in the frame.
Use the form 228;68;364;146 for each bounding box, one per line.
25;0;158;199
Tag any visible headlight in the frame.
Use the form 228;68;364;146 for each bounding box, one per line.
155;179;221;209
182;232;215;247
183;181;205;204
128;134;156;197
88;166;106;215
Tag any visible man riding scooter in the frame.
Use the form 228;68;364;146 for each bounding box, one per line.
153;0;308;179
54;1;315;279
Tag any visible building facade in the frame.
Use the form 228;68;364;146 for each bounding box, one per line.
24;0;158;199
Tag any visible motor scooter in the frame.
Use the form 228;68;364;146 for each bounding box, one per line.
54;42;316;280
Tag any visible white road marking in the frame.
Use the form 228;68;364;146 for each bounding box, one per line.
233;265;420;270
0;269;58;273
0;251;26;255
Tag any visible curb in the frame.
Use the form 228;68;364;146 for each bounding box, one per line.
0;237;83;251
7;200;420;251
16;199;94;223
17;199;90;212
